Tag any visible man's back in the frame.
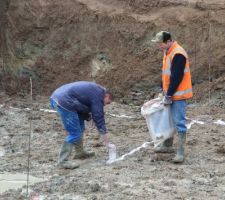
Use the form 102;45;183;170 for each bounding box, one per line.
51;81;105;113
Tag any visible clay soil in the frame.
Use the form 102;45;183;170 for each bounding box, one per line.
0;0;225;199
1;0;225;102
0;94;225;200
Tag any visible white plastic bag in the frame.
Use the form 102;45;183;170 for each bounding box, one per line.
141;98;175;147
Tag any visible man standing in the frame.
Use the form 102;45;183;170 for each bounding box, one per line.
50;81;113;169
151;31;193;163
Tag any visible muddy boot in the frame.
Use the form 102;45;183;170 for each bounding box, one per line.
73;138;95;160
172;133;186;163
58;142;79;169
154;137;174;153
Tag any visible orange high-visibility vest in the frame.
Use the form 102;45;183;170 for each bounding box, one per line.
162;41;193;100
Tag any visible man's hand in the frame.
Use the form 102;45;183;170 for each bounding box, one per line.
162;95;172;105
158;92;164;100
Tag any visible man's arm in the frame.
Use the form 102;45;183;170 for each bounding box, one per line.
91;99;107;134
91;100;110;146
167;54;186;97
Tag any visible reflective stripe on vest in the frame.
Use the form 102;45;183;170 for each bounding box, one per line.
162;63;190;75
174;88;193;96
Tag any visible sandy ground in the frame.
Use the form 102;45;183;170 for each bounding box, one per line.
0;96;225;200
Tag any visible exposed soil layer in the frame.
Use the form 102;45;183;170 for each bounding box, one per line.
0;0;225;105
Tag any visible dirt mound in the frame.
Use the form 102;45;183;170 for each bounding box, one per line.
0;0;225;105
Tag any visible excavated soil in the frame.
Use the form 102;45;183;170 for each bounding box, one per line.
0;95;225;199
0;0;225;199
0;0;225;103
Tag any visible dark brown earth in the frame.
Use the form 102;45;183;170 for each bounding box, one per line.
0;0;225;199
0;0;225;104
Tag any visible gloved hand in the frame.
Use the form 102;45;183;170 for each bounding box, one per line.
158;92;164;100
79;112;92;121
162;95;172;105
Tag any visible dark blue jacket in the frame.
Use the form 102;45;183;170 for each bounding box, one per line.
51;81;107;134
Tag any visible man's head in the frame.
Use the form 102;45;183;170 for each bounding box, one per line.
151;31;173;50
104;89;113;105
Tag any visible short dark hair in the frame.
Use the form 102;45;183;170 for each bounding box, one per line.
105;89;113;100
162;31;172;43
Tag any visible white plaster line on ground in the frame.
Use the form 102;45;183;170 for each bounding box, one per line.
6;106;54;113
192;120;205;124
214;119;225;126
186;117;205;124
8;106;31;111
39;109;56;113
187;120;205;130
106;141;154;164
187;121;195;130
0;147;5;157
108;113;136;119
9;106;20;110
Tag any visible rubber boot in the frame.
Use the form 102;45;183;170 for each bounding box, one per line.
58;141;80;169
172;133;186;163
154;137;174;153
73;138;95;159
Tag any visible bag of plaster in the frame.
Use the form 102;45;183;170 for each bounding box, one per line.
141;98;175;147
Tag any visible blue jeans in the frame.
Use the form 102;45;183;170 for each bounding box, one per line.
171;100;187;134
50;98;85;144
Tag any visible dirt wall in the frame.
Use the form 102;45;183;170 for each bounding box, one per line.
0;0;225;104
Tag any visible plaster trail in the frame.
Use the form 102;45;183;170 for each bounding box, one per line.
214;119;225;126
108;113;136;119
106;141;153;164
39;109;56;113
187;119;205;130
